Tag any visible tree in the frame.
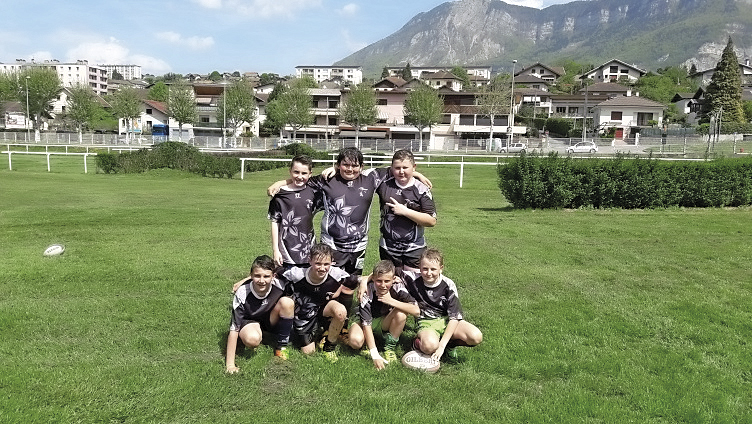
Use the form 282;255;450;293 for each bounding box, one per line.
744;101;752;123
258;73;280;86
381;67;390;79
3;68;62;138
110;86;142;143
148;81;169;102
450;66;472;91
401;63;413;81
270;78;314;140
217;80;256;138
636;66;698;104
112;70;124;80
208;71;223;82
404;85;443;151
339;82;377;149
476;74;512;150
66;84;98;141
702;36;745;123
167;81;197;140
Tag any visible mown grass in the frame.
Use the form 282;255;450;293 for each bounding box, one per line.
1;159;751;423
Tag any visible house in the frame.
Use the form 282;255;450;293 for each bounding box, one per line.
671;89;704;124
421;71;463;91
1;102;30;130
384;66;492;81
515;62;565;83
117;99;172;137
583;59;647;83
295;65;363;85
580;82;635;98
516;87;555;117
513;74;551;92
690;59;752;85
594;96;665;139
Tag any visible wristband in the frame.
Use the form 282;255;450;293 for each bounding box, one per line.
369;348;379;359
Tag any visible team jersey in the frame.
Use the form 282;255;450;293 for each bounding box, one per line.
268;185;322;266
359;281;416;326
281;265;360;307
307;167;391;253
229;277;290;331
376;178;436;254
399;270;464;321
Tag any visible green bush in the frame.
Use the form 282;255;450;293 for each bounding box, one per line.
498;153;752;208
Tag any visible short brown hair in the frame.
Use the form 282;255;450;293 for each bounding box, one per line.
372;260;396;278
420;247;444;266
291;155;314;171
392;149;415;165
309;243;333;262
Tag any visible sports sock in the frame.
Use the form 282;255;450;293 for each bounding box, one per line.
384;333;399;351
323;338;336;352
277;317;293;348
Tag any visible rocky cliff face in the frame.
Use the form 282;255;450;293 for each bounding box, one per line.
337;0;752;76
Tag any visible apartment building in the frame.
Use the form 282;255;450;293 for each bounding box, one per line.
99;64;142;80
0;59;108;96
295;66;363;84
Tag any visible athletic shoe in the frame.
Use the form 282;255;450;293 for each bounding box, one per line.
444;347;459;363
383;349;398;363
323;349;338;363
274;348;288;361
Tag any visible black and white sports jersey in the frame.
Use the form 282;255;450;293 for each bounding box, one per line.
281;266;360;307
359;281;416;326
399;270;464;321
377;178;436;254
268;185;322;266
308;167;390;253
229;278;290;331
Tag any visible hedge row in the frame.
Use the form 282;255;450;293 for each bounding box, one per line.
94;142;329;178
498;153;752;209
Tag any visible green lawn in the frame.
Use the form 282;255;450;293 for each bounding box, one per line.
1;159;751;423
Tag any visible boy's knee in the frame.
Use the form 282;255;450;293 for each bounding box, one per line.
469;329;483;346
278;297;294;315
240;333;262;348
348;333;364;349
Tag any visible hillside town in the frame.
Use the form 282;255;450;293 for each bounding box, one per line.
2;50;752;151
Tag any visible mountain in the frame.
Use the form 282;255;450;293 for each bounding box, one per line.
335;0;752;77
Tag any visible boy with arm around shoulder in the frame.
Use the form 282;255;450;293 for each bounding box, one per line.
226;255;294;373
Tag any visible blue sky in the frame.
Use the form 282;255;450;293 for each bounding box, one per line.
1;0;572;76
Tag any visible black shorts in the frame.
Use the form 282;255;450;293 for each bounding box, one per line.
379;246;425;269
294;293;354;346
332;249;366;275
237;315;275;334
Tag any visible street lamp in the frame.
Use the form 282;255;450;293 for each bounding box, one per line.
221;78;227;148
25;76;30;141
509;59;517;148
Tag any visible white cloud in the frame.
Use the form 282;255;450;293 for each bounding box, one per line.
337;3;359;16
156;31;215;49
194;0;322;18
27;51;55;62
64;39;170;74
340;29;367;53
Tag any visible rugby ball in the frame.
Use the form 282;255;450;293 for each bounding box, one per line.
43;244;65;257
401;350;440;373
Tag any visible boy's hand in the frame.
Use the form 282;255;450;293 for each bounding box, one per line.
414;172;432;189
431;346;444;363
273;251;283;267
267;179;288;196
386;197;409;216
321;167;336;179
231;278;248;293
226;365;240;374
377;290;395;306
373;358;386;370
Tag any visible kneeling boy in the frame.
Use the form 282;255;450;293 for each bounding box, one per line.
226;255;294;373
402;248;483;362
281;243;363;362
348;260;420;369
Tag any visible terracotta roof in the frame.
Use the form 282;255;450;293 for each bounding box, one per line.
143;99;168;114
580;82;631;93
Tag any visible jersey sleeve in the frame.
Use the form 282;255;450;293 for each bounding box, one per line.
268;195;282;222
444;278;464;321
392;282;416;304
329;267;360;290
362;166;391;189
416;182;437;217
358;283;375;326
307;175;324;191
229;285;250;332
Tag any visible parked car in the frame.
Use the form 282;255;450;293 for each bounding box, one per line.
500;142;527;153
566;141;598;154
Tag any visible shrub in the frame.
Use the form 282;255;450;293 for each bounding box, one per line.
498;153;752;209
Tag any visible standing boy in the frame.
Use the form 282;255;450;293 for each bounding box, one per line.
348;260;420;370
226;255;294;373
377;149;436;271
268;155;321;268
281;243;363;362
401;248;483;362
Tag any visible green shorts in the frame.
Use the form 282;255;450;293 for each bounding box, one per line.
348;316;384;335
417;317;449;338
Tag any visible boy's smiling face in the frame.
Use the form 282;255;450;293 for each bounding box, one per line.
419;257;443;285
391;158;415;185
290;161;312;187
250;267;274;295
308;254;333;281
373;272;395;296
336;159;361;181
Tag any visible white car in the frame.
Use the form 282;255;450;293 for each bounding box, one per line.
500;142;527;153
566;141;598;154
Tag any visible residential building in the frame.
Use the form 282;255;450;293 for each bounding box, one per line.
690;59;752;85
98;64;142;80
513;74;551;91
515;62;565;83
593;95;665;139
295;66;363;85
0;59;108;96
583;59;647;83
421;71;463;91
385;66;492;81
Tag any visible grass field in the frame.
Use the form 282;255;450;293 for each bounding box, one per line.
1;155;751;423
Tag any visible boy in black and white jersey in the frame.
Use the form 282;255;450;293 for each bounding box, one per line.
377;149;436;271
347;260;420;369
226;255;294;373
268;155;322;268
400;248;483;362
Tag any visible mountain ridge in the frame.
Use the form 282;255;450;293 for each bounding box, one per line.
336;0;752;77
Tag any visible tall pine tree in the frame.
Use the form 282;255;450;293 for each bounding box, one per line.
703;36;744;123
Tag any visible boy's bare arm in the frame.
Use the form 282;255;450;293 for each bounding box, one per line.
363;325;387;370
225;330;240;373
413;171;432;189
270;221;283;266
377;291;420;317
267;179;292;196
386;197;437;227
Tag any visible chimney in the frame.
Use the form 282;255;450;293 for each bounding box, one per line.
746;58;750;66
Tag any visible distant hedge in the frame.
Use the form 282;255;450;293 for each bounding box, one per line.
498;153;752;209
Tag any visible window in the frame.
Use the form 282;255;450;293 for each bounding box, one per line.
146;108;153;115
377;99;387;105
620;69;629;74
200;115;210;123
441;114;451;124
556;107;566;114
610;66;618;73
328;100;338;108
328;117;338;126
611;111;623;120
568;107;579;114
